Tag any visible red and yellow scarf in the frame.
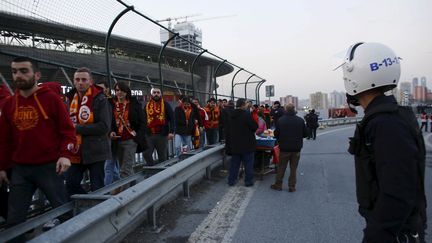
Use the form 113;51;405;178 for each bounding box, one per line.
146;98;166;134
180;103;192;125
114;99;134;137
204;105;219;129
69;86;97;163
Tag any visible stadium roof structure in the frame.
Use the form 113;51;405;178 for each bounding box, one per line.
0;11;234;95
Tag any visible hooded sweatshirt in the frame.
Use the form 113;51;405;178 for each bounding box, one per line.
0;84;12;114
0;86;77;170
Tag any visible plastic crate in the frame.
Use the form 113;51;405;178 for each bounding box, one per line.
256;138;276;148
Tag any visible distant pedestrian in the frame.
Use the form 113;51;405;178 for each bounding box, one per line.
270;101;284;128
420;111;427;132
263;104;271;128
429;113;432;133
204;98;220;145
342;42;426;242
270;104;308;192
174;97;200;155
192;98;208;149
143;88;174;165
305;109;319;140
0;57;76;235
66;67;111;196
225;98;258;187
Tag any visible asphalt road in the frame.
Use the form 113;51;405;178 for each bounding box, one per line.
124;125;432;243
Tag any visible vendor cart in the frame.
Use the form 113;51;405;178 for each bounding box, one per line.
255;137;277;180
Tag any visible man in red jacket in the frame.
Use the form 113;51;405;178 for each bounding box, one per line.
0;57;76;230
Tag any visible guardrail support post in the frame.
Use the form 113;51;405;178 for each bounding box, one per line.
147;205;157;229
205;166;212;180
183;180;190;198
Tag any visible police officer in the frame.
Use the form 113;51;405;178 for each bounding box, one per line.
341;42;427;243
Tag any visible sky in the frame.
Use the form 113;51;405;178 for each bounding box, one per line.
2;0;432;99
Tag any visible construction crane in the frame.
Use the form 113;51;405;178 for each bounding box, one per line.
183;15;236;24
156;14;201;30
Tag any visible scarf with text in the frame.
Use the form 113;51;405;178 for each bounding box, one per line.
146;98;166;134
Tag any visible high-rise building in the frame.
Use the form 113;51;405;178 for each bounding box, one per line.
412;77;419;98
280;95;299;109
414;86;427;102
329;90;345;108
309;92;328;110
399;82;411;94
160;22;202;53
398;82;411;105
421;76;427;87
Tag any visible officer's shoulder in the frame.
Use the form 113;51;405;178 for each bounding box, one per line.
367;112;406;130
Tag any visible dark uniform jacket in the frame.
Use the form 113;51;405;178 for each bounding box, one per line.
225;108;258;155
348;95;426;242
274;110;308;152
270;106;284;126
305;113;319;128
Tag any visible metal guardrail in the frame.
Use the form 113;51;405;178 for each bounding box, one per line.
27;144;224;243
318;117;363;127
0;118;357;242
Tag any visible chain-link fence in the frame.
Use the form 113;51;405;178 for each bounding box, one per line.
0;0;266;104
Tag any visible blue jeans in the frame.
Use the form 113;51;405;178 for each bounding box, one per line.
228;152;254;185
199;129;206;149
175;134;191;156
104;158;119;186
7;163;67;226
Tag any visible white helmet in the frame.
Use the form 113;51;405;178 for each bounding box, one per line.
342;42;401;96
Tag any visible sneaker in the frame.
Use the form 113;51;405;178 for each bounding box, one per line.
42;218;61;231
245;182;254;187
270;184;282;191
288;187;296;192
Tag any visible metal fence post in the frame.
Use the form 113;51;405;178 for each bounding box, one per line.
105;6;134;91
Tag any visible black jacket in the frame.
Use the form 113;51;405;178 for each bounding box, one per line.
305;113;319;128
68;87;112;164
225;108;258;155
270;106;285;125
274;111;308;152
111;97;147;152
349;95;426;242
174;105;200;136
143;100;175;136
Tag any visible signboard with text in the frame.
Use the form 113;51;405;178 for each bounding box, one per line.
265;85;274;97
